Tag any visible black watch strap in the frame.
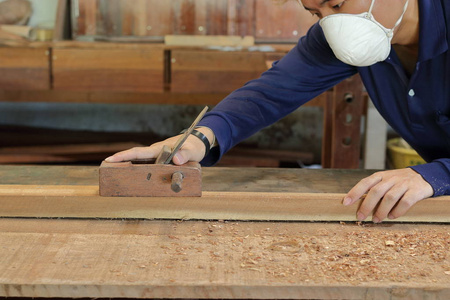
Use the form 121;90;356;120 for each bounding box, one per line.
180;129;211;157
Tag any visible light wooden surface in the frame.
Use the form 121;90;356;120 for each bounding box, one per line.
0;218;449;299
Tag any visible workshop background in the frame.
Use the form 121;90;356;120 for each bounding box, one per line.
0;0;417;169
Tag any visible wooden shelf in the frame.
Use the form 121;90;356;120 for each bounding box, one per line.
0;40;365;169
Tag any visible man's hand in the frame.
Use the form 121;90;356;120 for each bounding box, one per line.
343;168;433;223
105;127;215;165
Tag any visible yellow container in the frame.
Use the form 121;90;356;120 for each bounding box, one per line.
387;138;426;169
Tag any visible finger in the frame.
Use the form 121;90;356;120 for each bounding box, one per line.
344;173;383;206
105;146;158;162
172;143;206;165
357;181;395;221
388;191;422;219
173;150;189;165
372;183;408;223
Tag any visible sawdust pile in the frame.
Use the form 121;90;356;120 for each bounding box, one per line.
155;221;450;285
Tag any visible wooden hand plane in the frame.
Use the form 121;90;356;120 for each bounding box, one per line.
99;157;202;197
99;107;208;197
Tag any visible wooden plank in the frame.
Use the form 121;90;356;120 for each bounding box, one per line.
165;35;255;47
0;185;97;196
0;48;50;90
203;0;228;35
0;154;82;164
0;165;374;192
84;0;97;36
73;0;87;36
0;142;141;155
104;0;122;36
0;166;447;222
172;0;196;35
144;0;172;37
0;185;449;222
193;0;208;35
0;142;142;164
120;0;133;36
131;0;147;36
0;218;449;299
171;50;267;93
52;48;164;92
227;0;255;37
255;0;318;42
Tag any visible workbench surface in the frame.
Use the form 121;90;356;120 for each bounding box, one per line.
0;165;449;299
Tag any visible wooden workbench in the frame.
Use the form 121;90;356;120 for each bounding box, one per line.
0;165;449;299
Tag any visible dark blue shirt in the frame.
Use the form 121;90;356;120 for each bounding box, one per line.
198;0;450;196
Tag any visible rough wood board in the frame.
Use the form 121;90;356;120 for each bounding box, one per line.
0;219;449;299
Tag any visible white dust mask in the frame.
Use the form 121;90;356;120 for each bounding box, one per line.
319;0;409;66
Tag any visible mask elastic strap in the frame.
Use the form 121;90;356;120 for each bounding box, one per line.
368;0;376;16
368;0;409;31
392;0;409;30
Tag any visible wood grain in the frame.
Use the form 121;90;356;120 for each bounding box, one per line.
0;165;447;222
0;185;97;196
0;165;380;192
329;74;365;168
1;166;450;298
255;0;318;42
0;48;50;90
0;184;449;222
227;0;254;37
0;218;449;299
99;161;202;197
171;50;267;93
71;0;317;42
52;48;164;92
144;0;172;36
